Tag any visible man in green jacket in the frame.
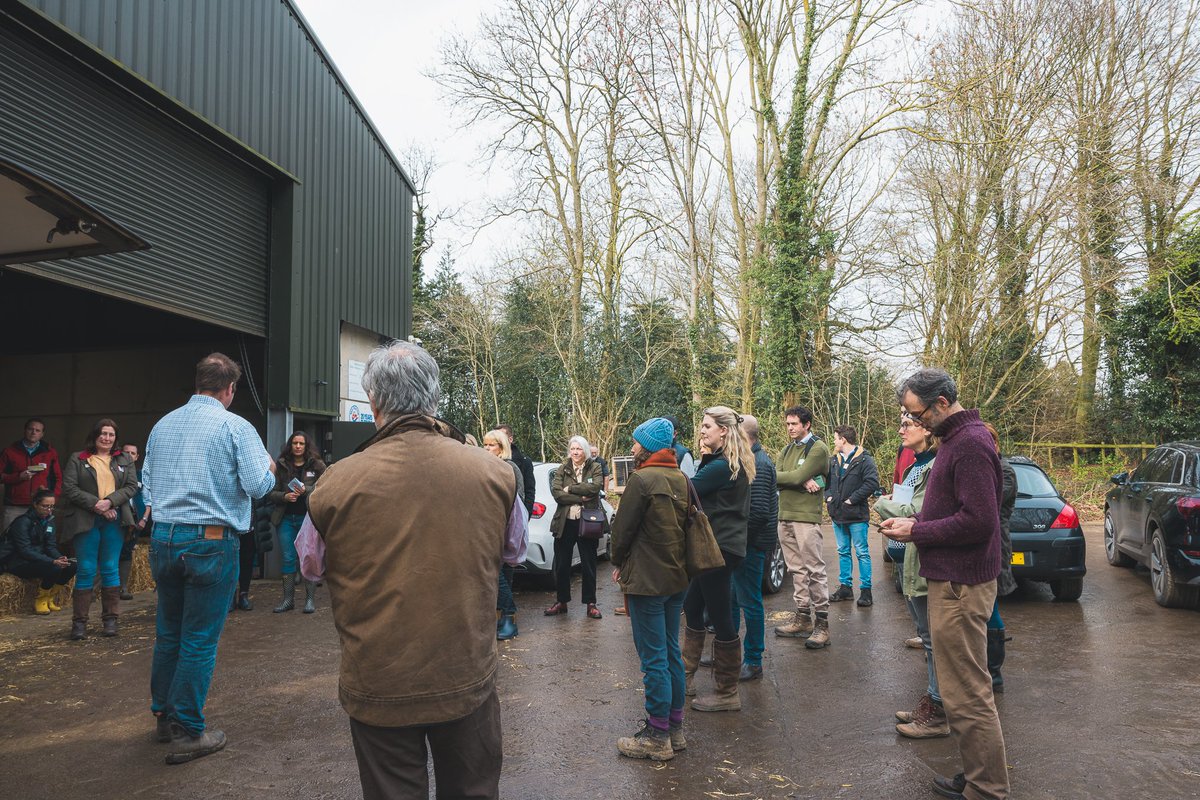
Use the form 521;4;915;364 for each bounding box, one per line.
773;406;833;648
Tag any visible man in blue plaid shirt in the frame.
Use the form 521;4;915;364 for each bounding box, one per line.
142;352;275;765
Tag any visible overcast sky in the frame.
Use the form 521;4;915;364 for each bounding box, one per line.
292;0;506;277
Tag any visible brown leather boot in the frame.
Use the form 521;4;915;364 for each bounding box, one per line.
896;693;950;738
691;638;742;712
100;586;121;636
71;588;94;640
805;611;831;649
775;606;813;638
682;626;706;697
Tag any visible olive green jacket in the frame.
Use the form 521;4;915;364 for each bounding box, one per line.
775;436;831;523
60;451;139;539
549;458;608;537
875;455;936;598
610;463;688;597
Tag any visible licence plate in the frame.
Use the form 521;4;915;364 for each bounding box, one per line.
1011;552;1025;565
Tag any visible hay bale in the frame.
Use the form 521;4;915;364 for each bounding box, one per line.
0;543;156;617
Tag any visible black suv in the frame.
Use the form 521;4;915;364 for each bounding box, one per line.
1104;442;1200;608
1007;456;1087;601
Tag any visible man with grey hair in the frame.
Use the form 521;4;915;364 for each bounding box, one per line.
304;340;527;800
882;367;1008;800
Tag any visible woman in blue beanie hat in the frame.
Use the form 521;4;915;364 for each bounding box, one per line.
610;418;690;761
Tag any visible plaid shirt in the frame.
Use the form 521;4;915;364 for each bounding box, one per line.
142;395;274;531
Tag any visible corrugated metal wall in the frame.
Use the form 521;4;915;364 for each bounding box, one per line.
23;0;414;415
0;22;270;334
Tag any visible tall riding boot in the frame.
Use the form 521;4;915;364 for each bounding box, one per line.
273;574;296;613
100;586;121;636
303;580;317;614
987;628;1007;692
692;638;742;712
119;560;133;600
71;588;94;640
682;626;706;697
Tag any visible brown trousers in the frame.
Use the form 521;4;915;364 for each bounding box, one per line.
778;520;830;612
349;687;502;800
928;579;1009;800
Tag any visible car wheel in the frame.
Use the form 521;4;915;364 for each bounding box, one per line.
762;542;786;595
1104;508;1134;567
1049;577;1083;602
1150;529;1190;608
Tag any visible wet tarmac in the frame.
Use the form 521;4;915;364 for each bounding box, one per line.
1;523;1197;800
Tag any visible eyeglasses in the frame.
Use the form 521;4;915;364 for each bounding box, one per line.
34;503;55;510
909;401;935;425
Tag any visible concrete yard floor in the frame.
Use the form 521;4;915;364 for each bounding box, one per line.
1;523;1198;800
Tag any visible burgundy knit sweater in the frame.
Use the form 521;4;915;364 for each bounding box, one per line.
912;409;1002;585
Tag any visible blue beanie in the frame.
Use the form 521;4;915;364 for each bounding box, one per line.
633;417;675;453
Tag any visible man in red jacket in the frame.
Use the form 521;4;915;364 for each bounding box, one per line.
882;368;1008;800
2;418;63;532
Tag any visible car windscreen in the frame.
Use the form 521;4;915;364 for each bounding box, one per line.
1012;463;1059;497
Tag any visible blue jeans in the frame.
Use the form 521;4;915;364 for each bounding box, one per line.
277;513;303;575
150;523;239;736
988;596;1004;630
628;591;686;723
905;593;940;703
73;518;124;590
730;547;766;666
833;521;872;589
497;564;516;614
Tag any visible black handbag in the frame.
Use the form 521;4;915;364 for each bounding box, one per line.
578;506;607;539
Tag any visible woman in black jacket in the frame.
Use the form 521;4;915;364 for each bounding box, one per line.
825;425;880;607
0;488;77;614
682;405;755;714
268;432;326;613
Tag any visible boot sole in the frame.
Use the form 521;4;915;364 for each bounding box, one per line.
895;725;950;739
165;737;227;764
804;640;831;649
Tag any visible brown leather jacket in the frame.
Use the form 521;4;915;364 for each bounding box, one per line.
307;414;517;727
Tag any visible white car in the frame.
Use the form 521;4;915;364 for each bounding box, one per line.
520;462;613;577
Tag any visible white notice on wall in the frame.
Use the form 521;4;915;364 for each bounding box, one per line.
347;359;368;402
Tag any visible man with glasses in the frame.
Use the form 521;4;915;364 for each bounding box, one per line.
0;488;75;614
142;353;275;765
1;418;63;532
882;368;1008;800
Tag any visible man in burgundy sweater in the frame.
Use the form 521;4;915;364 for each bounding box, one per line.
882;368;1008;800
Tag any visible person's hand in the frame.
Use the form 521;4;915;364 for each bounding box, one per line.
804;479;820;493
611;568;621;583
136;518;147;531
296;484;306;495
103;509;118;521
53;556;69;567
284;492;299;503
881;517;915;542
94;499;113;514
20;469;34;480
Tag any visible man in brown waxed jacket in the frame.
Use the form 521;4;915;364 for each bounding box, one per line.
305;341;527;800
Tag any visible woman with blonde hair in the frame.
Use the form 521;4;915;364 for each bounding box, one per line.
682;406;755;713
545;435;608;619
483;429;525;639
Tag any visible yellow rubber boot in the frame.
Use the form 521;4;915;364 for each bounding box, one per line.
47;588;62;612
34;587;53;615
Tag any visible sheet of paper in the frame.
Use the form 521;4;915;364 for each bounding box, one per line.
891;483;915;505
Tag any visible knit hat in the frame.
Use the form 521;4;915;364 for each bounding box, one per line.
633;417;675;453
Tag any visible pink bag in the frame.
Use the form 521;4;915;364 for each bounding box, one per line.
296;514;326;581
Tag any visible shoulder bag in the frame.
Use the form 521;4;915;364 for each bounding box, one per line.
684;478;725;577
578;505;607;540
